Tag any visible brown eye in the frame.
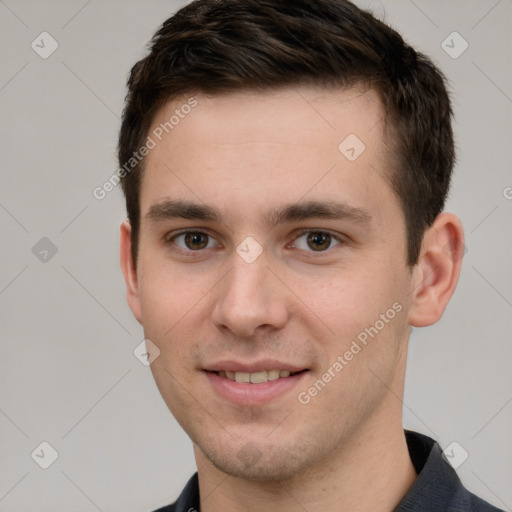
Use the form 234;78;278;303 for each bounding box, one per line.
307;232;332;251
292;230;341;252
170;231;216;251
183;232;209;250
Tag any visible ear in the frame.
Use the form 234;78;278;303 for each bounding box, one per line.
120;220;142;324
408;212;465;327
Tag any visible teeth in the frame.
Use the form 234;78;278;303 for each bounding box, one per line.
235;372;250;383
250;371;267;384
220;369;299;383
267;369;280;381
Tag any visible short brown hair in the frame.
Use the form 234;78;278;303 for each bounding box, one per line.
118;0;454;267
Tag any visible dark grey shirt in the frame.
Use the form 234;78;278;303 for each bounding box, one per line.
152;430;504;512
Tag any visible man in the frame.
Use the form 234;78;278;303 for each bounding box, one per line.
118;1;503;511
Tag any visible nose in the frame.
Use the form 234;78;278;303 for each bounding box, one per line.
211;251;290;338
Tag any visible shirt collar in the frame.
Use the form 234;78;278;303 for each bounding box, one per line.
395;429;462;511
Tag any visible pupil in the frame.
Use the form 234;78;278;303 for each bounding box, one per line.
307;232;330;251
185;232;208;250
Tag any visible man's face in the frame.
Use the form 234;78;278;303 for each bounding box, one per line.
125;86;416;480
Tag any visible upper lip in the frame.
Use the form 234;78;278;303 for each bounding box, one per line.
203;360;307;373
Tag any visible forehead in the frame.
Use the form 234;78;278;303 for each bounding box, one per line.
139;85;398;230
151;85;385;147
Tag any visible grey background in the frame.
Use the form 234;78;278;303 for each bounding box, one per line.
0;1;511;511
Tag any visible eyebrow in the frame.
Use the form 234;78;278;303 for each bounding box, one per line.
145;199;373;228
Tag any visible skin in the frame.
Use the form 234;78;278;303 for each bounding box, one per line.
120;85;464;512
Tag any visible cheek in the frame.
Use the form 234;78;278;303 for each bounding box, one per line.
295;268;389;334
301;264;408;366
137;280;195;372
137;251;208;328
149;359;199;436
137;258;219;369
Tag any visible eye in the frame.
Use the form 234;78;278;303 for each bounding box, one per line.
291;230;342;252
169;231;219;251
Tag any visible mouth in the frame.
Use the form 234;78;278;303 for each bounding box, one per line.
208;369;307;384
204;365;309;405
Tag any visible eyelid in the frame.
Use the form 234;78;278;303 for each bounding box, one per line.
289;228;346;251
165;228;222;251
292;227;345;239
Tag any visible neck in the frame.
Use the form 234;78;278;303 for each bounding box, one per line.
195;414;417;512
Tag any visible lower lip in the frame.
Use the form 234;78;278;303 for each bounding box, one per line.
204;371;308;405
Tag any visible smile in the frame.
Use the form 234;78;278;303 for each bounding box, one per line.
205;368;309;405
213;369;303;383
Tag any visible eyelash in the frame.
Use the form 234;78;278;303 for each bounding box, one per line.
165;228;346;256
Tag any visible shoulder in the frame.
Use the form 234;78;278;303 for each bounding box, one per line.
398;431;505;512
148;473;199;512
150;505;177;512
452;488;505;512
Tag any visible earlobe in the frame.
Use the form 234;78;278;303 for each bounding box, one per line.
120;220;143;324
408;213;465;327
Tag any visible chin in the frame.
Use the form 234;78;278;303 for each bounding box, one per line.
202;441;315;482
